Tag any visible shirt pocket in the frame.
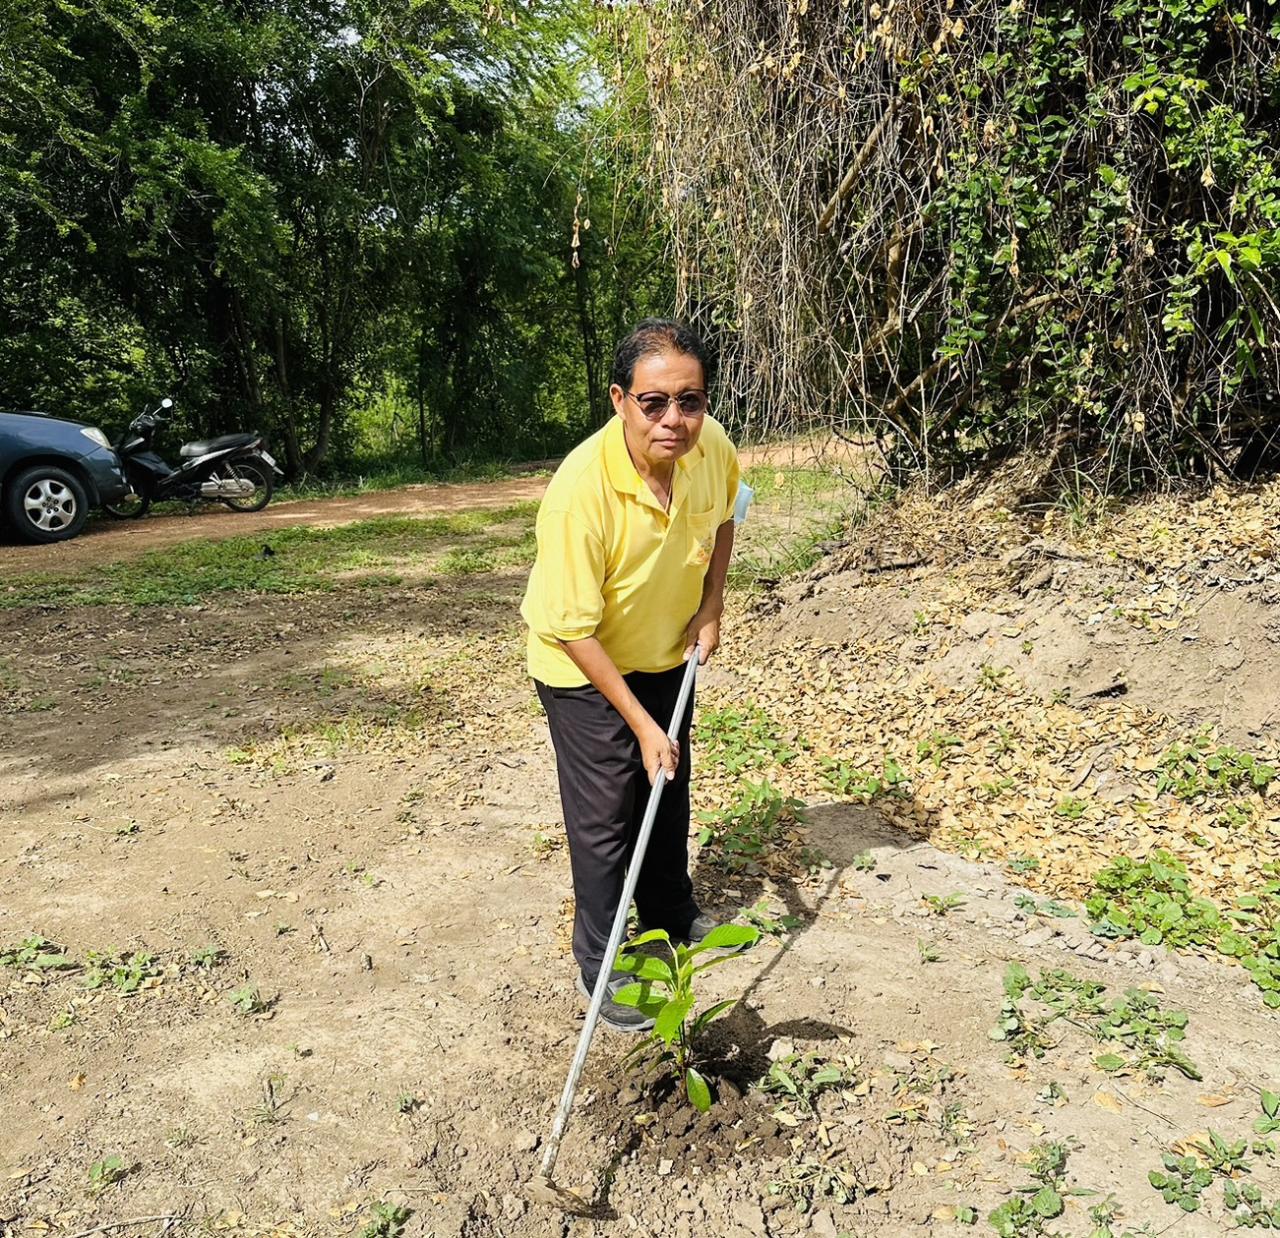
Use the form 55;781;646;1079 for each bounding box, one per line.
685;507;718;568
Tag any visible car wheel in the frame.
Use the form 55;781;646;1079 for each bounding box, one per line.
4;464;89;543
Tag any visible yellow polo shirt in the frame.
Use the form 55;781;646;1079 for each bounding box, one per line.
521;415;740;687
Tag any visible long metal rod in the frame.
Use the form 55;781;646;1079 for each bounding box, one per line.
535;648;701;1186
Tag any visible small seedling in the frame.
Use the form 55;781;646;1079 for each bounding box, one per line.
614;923;760;1112
851;849;877;872
820;756;908;801
114;820;140;837
695;703;799;774
1;935;75;971
1255;1089;1280;1135
1009;855;1041;874
767;1157;863;1213
1149;1152;1213;1212
1224;1180;1280;1227
918;939;941;963
917;731;962;767
740;898;801;937
1055;795;1089;820
190;946;226;970
229;983;270;1015
923;892;966;916
87;1154;126;1193
761;1051;854;1113
1190;1129;1249;1176
988;1141;1070;1236
360;1203;413;1238
249;1074;289;1126
1015;893;1076;918
165;1127;199;1150
83;950;162;995
396;1093;419;1114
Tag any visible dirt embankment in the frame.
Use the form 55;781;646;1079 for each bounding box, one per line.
2;463;1278;1238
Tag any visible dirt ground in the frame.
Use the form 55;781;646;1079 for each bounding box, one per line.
2;464;1279;1238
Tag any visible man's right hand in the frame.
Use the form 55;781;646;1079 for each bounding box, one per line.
638;718;679;785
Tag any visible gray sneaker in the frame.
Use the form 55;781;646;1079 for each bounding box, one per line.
638;912;720;946
576;971;655;1034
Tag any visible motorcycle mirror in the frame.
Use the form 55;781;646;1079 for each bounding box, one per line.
160;398;174;410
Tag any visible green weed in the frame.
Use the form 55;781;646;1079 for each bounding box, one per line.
1;935;75;971
359;1203;413;1238
1086;852;1280;1007
766;1158;864;1214
1156;732;1275;802
695;780;808;874
923;892;966;916
760;1051;856;1114
83;950;162;995
987;1141;1070;1237
696;703;801;774
740;898;801;937
87;1155;126;1193
228;983;271;1015
820;755;909;801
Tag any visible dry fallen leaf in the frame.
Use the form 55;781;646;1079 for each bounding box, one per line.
1093;1091;1124;1114
68;1073;86;1090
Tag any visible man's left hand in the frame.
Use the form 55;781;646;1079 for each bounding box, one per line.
683;605;722;665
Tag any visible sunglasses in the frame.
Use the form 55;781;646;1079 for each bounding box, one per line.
625;389;709;420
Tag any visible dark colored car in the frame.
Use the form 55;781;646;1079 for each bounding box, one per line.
0;410;131;544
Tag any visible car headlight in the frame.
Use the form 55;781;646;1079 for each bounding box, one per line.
80;426;112;450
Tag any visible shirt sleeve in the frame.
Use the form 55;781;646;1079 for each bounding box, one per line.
528;507;606;642
720;433;741;525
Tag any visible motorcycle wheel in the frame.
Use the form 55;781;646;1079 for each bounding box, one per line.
103;492;151;519
222;455;275;513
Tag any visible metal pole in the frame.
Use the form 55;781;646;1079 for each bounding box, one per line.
535;648;701;1188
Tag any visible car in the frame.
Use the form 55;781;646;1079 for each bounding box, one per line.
0;409;132;544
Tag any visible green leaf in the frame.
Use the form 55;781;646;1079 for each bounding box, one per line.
654;992;694;1045
687;924;760;954
624;929;672;949
624;955;677;985
685;1066;711;1112
1031;1186;1063;1218
1263;1090;1280;1119
691;999;735;1036
1095;1053;1126;1072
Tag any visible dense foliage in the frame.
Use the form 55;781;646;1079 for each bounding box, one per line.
616;0;1280;483
0;0;668;475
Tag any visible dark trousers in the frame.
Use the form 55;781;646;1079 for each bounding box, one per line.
536;665;699;988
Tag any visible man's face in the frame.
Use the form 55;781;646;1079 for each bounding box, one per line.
610;349;707;468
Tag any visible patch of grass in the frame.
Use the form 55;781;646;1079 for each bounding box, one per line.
1156;732;1276;802
695;780;808;874
1086;851;1280;1007
820;755;909;801
0;505;538;610
696;703;801;774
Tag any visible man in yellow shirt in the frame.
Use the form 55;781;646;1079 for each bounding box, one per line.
521;319;740;1032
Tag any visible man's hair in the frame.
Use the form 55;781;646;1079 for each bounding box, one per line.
610;318;711;391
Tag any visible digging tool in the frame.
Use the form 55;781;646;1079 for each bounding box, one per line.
528;644;702;1213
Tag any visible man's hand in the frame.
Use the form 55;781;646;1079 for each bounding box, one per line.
683;604;722;665
638;717;680;785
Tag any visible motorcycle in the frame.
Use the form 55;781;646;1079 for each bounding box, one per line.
105;398;283;519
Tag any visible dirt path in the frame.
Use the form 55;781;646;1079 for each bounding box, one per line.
0;439;864;574
0;476;553;572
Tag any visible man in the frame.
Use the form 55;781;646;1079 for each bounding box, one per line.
521;318;740;1033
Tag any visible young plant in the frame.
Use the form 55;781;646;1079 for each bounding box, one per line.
988;1141;1071;1237
740;898;801;937
1;935;76;972
1255;1089;1280;1136
1149;1152;1214;1213
613;924;760;1112
695;780;807;874
761;1051;855;1114
87;1155;126;1193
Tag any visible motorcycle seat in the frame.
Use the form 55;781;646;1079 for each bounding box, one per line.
180;433;258;458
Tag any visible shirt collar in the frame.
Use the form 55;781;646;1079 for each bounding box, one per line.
603;416;707;506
